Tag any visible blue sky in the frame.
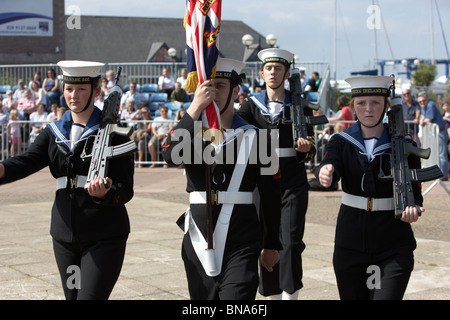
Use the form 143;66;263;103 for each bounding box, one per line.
64;0;450;80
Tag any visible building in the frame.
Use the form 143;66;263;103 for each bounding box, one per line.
66;16;269;64
0;4;269;65
0;1;65;65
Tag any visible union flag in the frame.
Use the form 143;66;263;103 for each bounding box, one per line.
184;0;222;143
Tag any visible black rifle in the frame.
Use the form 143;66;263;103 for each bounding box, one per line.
283;68;328;148
379;76;443;219
81;67;137;189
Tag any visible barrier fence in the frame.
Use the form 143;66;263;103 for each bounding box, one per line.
2;119;435;170
0;61;330;92
0;119;173;166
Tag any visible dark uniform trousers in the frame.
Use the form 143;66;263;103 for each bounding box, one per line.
182;234;260;300
53;235;128;300
259;183;307;296
333;245;415;300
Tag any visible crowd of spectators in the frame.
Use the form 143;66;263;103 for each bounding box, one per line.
3;67;446;174
0;69;70;158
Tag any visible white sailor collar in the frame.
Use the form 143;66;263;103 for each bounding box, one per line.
48;107;102;151
250;89;291;116
335;122;391;158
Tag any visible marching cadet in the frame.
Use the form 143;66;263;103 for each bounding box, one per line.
0;61;135;299
317;76;423;299
162;58;282;300
237;48;314;299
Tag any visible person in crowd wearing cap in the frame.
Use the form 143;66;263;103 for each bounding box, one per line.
317;76;424;300
162;58;282;300
237;48;315;300
0;61;135;300
417;91;448;181
299;67;309;91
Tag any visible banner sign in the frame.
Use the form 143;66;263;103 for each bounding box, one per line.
0;0;53;37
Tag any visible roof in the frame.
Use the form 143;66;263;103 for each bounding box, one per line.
65;16;269;63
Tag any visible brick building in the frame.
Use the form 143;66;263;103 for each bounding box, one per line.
0;2;268;65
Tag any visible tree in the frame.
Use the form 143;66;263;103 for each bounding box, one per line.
412;64;437;87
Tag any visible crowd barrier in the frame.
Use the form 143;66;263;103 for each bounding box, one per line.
0;119;175;166
0;119;439;170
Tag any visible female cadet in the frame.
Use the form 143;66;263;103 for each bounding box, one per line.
237;48;314;300
0;61;135;300
318;76;423;300
163;58;282;300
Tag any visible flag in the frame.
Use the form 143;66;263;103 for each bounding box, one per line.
184;0;222;143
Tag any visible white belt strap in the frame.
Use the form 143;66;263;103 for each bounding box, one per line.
186;129;257;277
189;191;253;205
56;176;87;190
342;192;394;212
276;147;297;158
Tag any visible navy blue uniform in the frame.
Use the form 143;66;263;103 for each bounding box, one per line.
163;113;282;299
237;90;315;296
317;122;422;299
0;107;134;299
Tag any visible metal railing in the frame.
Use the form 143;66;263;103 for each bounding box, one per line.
1;61;331;92
0;119;177;166
2;118;423;169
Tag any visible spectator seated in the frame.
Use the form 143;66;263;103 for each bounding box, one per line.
154;108;173;119
123;84;140;93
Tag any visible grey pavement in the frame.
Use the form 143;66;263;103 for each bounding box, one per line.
0;166;449;300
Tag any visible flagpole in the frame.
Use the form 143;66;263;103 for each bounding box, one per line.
205;164;214;250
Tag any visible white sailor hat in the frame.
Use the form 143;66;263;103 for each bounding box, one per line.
345;75;393;98
57;60;104;84
215;58;246;78
257;48;294;66
214;58;246;87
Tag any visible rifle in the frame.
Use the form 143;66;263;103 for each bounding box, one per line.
378;75;443;219
81;67;137;189
283;67;328;148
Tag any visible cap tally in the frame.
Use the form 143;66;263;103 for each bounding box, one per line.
214;58;246;79
57;60;104;84
257;48;294;66
345;75;392;98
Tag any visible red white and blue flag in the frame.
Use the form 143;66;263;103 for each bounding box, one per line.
184;0;222;143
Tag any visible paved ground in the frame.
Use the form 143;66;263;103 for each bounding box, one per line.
0;166;449;300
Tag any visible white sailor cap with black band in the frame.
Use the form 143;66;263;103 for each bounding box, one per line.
345;75;392;98
257;48;294;67
57;60;104;84
214;57;246;88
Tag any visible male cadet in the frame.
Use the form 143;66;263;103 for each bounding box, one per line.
237;48;315;300
163;58;282;300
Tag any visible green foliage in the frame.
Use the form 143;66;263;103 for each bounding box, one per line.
412;64;437;87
